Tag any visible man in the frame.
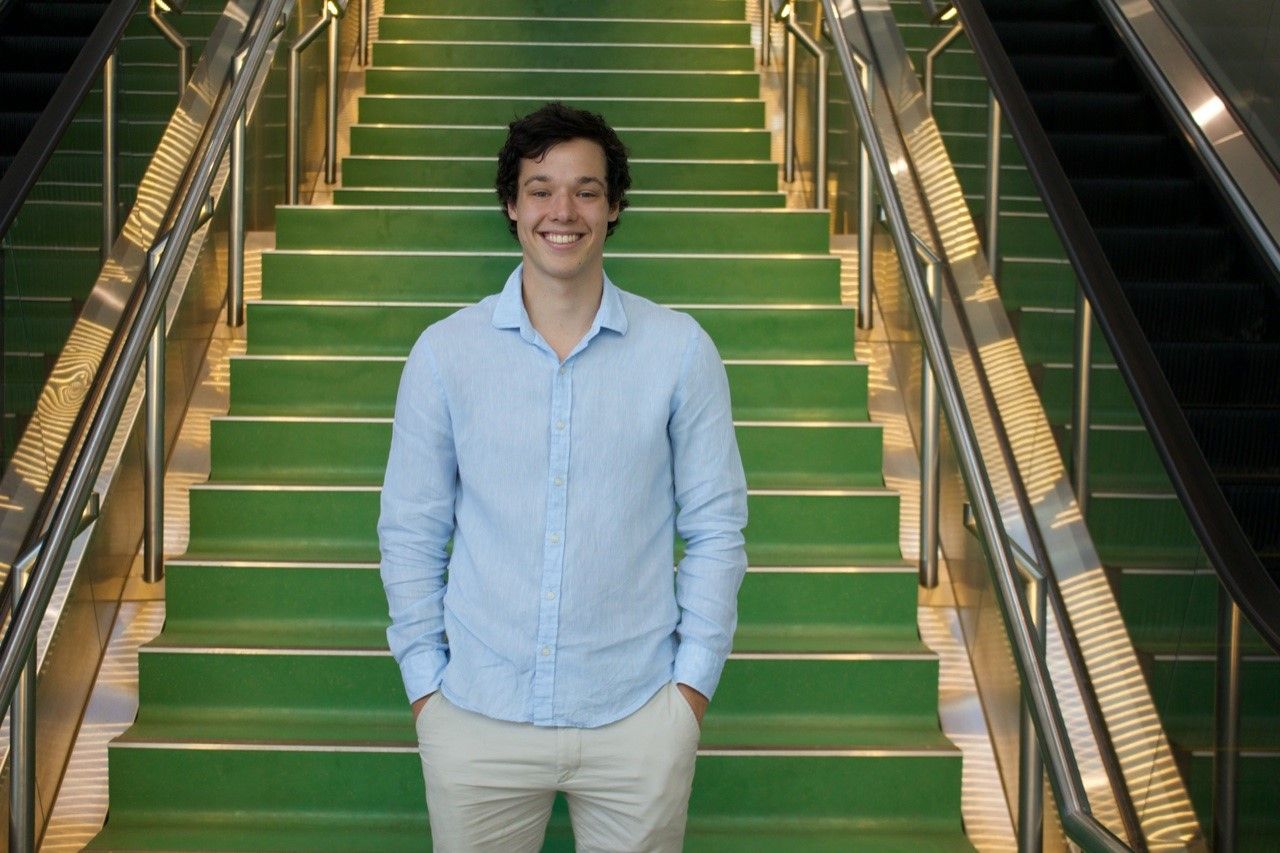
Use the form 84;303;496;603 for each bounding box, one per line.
378;102;748;852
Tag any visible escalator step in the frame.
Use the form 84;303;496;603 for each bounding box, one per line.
0;35;86;71
981;0;1093;23
1123;280;1274;343
1186;409;1280;478
1027;91;1162;133
1220;481;1280;554
0;112;40;156
1009;54;1135;93
0;71;64;111
1094;225;1238;282
6;1;108;35
1050;132;1187;179
1152;341;1280;407
1070;177;1210;227
991;21;1110;56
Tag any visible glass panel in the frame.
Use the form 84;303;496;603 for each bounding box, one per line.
1151;0;1280;172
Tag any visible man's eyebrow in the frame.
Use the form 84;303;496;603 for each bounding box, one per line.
521;175;606;187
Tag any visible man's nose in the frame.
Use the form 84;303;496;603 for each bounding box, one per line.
550;191;576;220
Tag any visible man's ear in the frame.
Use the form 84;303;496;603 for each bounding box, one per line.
609;203;620;223
507;200;518;222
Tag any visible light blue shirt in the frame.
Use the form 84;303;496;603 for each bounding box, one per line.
378;264;748;728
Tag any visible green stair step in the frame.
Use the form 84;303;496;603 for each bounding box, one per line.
228;357;869;421
1116;568;1269;655
342;155;779;193
333;187;787;208
1186;751;1280;851
90;749;966;851
4;298;77;353
2;248;117;298
365;68;758;99
998;259;1078;311
1149;654;1280;739
382;0;748;20
376;16;751;45
244;302;855;360
1075;426;1171;492
349;125;771;160
372;41;754;72
358;94;765;129
274;208;826;254
1038;365;1140;425
3;201;100;248
162;563;917;654
1015;307;1114;366
184;485;898;564
1087;493;1202;568
260;251;841;304
132;650;941;741
208;418;882;489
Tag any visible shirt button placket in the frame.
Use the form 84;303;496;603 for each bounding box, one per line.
534;359;572;724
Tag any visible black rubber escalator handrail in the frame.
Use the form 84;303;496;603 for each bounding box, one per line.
947;0;1280;655
0;0;145;240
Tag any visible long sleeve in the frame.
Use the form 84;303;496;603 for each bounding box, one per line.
378;333;457;703
669;323;749;700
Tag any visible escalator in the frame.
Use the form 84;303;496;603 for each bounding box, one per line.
895;0;1280;845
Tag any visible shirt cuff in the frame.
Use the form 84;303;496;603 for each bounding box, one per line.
398;649;448;704
673;640;728;701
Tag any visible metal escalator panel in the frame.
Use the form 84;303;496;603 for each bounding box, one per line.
922;0;1280;847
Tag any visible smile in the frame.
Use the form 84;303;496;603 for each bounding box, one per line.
541;232;583;246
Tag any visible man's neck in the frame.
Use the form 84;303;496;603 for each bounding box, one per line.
521;265;605;362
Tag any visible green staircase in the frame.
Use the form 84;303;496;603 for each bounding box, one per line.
891;0;1280;846
87;2;973;849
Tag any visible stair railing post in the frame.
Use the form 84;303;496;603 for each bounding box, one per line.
101;51;118;263
783;22;797;182
1071;291;1093;514
924;22;963;114
8;559;35;853
781;9;827;209
985;90;1001;275
915;239;941;588
358;0;370;66
760;0;771;65
287;11;334;204
1019;568;1047;852
143;245;167;583
227;49;247;327
148;0;190;95
325;1;340;185
1214;586;1241;851
856;55;875;329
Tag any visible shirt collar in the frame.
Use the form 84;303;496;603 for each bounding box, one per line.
491;263;629;338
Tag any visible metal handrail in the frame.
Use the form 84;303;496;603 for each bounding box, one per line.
777;2;827;208
0;0;292;844
820;0;1129;848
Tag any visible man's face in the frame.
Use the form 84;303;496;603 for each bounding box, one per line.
506;137;619;291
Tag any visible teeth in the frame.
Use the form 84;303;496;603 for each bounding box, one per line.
544;233;581;245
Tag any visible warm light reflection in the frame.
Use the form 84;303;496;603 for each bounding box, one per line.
1191;96;1224;127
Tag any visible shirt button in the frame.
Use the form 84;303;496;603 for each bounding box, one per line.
555;420;566;430
558;367;567;376
549;532;561;544
545;591;556;601
541;645;551;656
553;476;564;486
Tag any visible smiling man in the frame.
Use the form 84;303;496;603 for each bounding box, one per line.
378;103;749;852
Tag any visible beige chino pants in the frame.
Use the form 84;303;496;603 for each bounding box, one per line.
415;682;700;852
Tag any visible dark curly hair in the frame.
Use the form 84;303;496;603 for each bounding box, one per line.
496;102;631;238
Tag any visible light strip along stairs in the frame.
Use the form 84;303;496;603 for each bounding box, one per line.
890;0;1279;844
88;2;972;849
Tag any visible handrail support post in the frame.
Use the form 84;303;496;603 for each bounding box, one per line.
8;559;35;853
1019;573;1047;851
1071;293;1093;514
985;91;1001;274
856;58;874;329
918;246;941;588
784;25;797;183
227;50;247;327
101;51;118;263
325;6;339;185
782;12;827;210
148;0;190;95
1214;586;1241;851
287;11;335;204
